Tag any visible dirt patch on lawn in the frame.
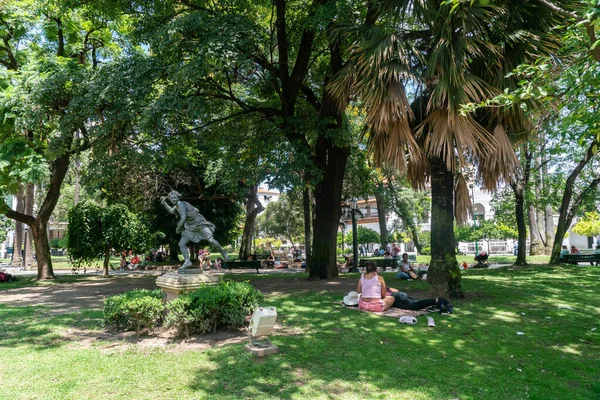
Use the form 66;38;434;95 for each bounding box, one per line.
0;272;425;352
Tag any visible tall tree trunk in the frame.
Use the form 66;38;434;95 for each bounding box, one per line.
528;204;545;255
10;186;25;267
535;152;546;247
31;220;54;279
308;35;349;280
103;246;111;276
310;144;349;279
542;157;554;255
4;153;73;279
511;143;533;265
74;157;81;205
239;183;265;260
428;156;464;299
512;183;529;266
24;183;35;269
303;185;312;268
409;226;421;254
550;139;600;263
168;240;179;262
375;183;388;249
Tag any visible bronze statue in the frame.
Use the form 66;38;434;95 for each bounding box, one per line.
161;190;228;272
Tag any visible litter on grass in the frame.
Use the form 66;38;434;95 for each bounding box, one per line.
517;332;525;335
558;305;575;310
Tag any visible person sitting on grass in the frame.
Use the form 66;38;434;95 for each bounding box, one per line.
356;261;395;312
396;253;421;280
130;254;140;269
120;253;130;271
267;250;276;268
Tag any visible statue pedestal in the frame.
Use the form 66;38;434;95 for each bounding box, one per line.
156;271;220;302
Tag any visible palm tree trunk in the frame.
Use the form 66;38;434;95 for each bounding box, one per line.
428;156;464;299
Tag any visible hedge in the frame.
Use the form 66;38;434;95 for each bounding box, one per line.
165;281;263;337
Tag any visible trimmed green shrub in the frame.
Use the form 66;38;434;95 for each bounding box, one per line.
165;281;263;337
126;296;164;338
104;289;165;336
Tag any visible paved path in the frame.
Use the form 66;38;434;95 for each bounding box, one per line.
1;265;309;277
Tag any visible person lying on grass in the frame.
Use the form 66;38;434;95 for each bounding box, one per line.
356;261;395;312
387;288;453;314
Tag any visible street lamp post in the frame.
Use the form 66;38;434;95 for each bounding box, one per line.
349;200;360;273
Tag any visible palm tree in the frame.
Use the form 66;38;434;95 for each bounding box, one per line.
330;0;578;298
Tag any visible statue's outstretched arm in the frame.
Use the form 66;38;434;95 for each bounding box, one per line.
160;197;176;215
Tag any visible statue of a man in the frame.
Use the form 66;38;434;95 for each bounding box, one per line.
161;190;229;272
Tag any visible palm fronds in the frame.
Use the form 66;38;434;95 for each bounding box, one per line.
454;173;472;225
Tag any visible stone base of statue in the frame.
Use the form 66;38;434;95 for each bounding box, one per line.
156;270;220;302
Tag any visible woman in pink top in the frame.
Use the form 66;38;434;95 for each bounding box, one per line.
357;261;395;312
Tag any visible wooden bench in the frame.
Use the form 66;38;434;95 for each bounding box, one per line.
253;254;272;268
358;258;400;271
224;260;262;273
562;253;600;266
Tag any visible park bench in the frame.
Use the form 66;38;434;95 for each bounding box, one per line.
224;260;262;273
358;258;400;271
562;253;600;266
253;254;272;268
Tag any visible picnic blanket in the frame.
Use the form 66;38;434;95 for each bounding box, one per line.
338;302;434;318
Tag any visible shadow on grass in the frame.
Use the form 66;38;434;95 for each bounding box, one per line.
188;266;600;399
0;304;104;350
0;275;158;313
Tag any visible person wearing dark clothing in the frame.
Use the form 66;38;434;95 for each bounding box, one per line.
473;251;488;268
390;290;453;314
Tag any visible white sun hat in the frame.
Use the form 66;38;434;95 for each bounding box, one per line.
343;291;360;306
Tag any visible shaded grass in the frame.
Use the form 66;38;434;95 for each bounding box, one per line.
0;264;599;399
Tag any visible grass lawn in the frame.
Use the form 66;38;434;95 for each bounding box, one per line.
1;265;599;399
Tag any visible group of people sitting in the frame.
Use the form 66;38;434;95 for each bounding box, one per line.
348;260;453;314
198;249;224;270
120;253;148;270
560;245;580;259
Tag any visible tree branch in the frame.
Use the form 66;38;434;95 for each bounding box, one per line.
538;0;600;62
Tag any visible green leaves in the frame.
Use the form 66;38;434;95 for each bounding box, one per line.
0;136;48;196
67;202;151;268
572;212;600;239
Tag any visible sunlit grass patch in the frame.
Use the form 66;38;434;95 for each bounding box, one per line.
1;264;600;399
